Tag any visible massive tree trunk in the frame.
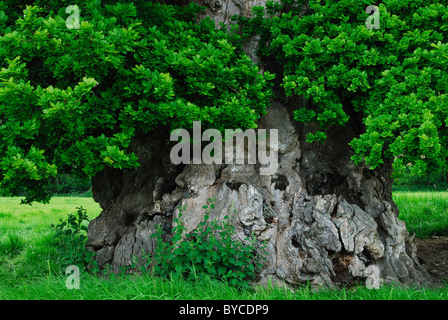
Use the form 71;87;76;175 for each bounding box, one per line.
87;0;431;288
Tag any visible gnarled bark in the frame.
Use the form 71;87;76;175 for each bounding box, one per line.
87;100;430;287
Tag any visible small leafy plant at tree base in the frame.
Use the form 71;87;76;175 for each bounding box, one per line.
149;198;267;287
51;206;96;272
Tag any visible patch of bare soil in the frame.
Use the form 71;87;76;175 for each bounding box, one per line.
415;236;448;283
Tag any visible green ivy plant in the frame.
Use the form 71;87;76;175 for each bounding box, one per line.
148;198;267;286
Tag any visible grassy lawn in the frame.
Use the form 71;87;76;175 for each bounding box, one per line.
394;191;448;238
0;194;447;300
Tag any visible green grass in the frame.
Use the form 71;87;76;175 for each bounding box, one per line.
0;194;448;300
0;197;101;289
394;191;448;238
1;272;448;300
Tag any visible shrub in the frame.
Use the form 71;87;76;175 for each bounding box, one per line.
51;207;95;272
149;198;267;286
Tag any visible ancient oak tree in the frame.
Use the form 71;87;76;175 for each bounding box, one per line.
1;0;447;287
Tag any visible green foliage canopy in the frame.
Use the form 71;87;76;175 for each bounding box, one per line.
1;0;447;204
238;0;448;176
0;0;273;203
